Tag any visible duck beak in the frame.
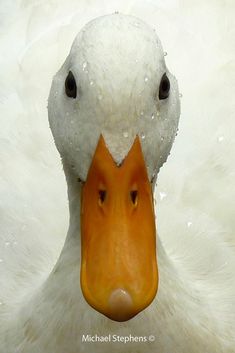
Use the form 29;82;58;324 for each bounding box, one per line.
80;135;158;321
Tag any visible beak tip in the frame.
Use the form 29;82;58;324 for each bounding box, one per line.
107;288;135;322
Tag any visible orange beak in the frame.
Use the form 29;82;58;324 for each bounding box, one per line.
80;135;158;321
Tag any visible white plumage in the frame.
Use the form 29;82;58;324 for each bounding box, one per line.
0;2;235;353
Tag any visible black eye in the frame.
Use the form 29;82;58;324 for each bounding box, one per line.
65;71;77;98
159;73;170;100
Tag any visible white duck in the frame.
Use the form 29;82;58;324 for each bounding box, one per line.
0;13;235;353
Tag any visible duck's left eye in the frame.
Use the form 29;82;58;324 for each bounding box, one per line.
65;71;77;98
159;73;170;100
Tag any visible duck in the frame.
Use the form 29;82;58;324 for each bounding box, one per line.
0;13;235;353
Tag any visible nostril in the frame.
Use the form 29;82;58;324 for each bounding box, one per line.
98;190;106;204
130;190;138;206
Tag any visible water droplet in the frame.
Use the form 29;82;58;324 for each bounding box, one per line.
0;259;3;263
139;111;144;119
218;136;224;143
70;119;74;124
160;136;164;141
179;93;183;98
69;141;73;146
187;221;192;228
159;191;167;200
0;302;3;306
135;59;138;63
164;52;168;56
5;241;10;247
144;76;149;83
82;62;87;71
141;132;145;140
156;111;160;117
123;131;129;138
13;241;17;245
98;94;103;101
134;22;139;27
151;113;155;120
90;80;94;86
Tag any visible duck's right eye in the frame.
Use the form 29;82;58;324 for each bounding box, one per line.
159;73;170;100
65;71;77;98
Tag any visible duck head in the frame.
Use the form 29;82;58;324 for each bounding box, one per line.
48;14;180;322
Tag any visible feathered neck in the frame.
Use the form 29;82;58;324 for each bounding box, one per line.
5;163;222;353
